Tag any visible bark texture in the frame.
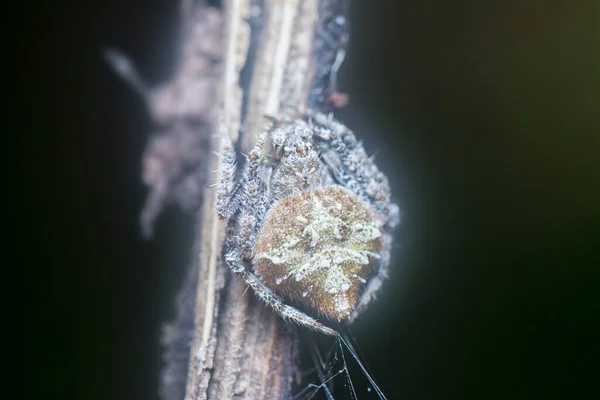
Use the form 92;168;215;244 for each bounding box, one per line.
127;1;351;399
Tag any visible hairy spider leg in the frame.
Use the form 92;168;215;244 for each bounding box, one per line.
309;112;396;225
311;122;370;202
216;134;241;219
224;248;338;336
235;131;271;258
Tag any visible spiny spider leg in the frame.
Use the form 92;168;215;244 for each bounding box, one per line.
309;112;396;226
235;132;270;258
224;249;338;336
310;119;369;201
216;135;241;219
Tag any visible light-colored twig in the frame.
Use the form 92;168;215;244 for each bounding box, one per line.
115;0;352;398
184;1;323;399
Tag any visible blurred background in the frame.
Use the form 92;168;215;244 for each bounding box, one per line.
19;0;598;399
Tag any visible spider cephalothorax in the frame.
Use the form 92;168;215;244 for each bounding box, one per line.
217;112;399;335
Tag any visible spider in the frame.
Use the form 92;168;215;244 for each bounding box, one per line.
217;111;399;336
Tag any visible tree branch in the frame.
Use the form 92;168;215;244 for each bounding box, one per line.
124;1;352;399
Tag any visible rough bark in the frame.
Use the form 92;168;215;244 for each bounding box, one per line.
119;1;351;399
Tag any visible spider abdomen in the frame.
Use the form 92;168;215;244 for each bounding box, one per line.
253;187;383;321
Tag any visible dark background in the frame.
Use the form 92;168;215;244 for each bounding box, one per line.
19;0;599;399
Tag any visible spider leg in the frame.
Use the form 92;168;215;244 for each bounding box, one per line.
309;111;397;227
216;128;272;225
235;132;272;258
224;249;338;336
216;134;241;219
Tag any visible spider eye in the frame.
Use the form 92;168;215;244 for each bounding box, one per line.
294;142;313;157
